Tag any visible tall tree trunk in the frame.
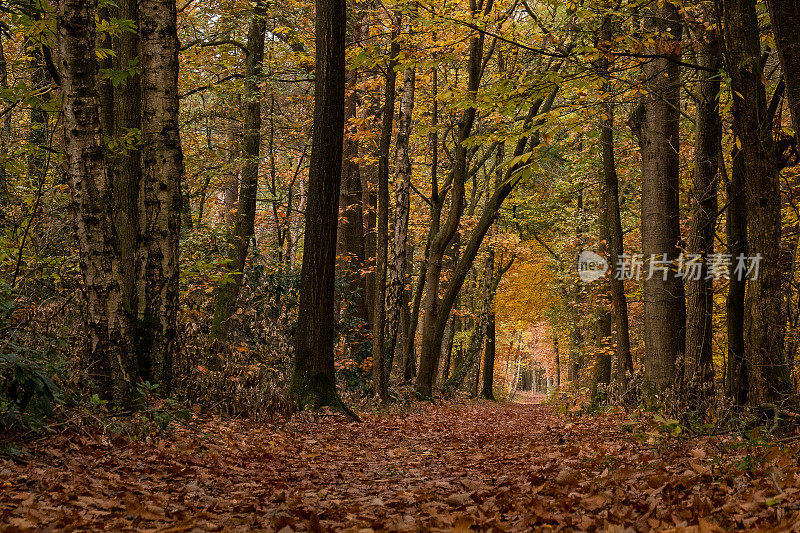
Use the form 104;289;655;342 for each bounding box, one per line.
396;243;413;376
222;122;240;226
137;0;184;392
111;0;142;315
630;0;685;393
479;252;495;400
569;187;584;383
404;65;438;382
290;0;354;415
58;0;137;405
593;169;613;403
684;33;721;407
480;142;505;401
726;149;748;404
724;0;793;405
386;65;415;379
596;12;633;386
482;307;496;399
0;36;9;202
372;16;400;400
768;0;800;136
337;10;369;347
553;333;561;387
208;7;267;346
26;43;49;188
416;1;492;398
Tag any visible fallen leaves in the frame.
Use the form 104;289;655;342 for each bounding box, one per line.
1;400;799;531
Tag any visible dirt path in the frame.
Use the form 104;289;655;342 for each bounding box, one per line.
2;401;799;531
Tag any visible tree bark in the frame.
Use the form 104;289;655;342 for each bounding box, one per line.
415;1;492;398
768;0;800;136
372;16;400;400
726;149;748;404
724;0;793;405
386;65;415;381
58;0;137;406
596;12;633;386
631;0;685;393
569;187;584;383
684;33;721;407
290;0;353;414
111;0;142;316
0;36;9;201
137;0;185;392
208;6;267;346
404;65;438;383
337;9;369;349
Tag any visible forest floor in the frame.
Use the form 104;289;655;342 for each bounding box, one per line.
3;396;800;532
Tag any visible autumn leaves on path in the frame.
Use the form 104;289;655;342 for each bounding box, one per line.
2;402;800;532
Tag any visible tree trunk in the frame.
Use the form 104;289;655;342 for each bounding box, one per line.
111;0;142;315
208;6;267;346
290;0;352;413
417;88;551;397
405;66;438;382
386;65;415;380
58;0;137;406
593;168;613;404
726;149;748;404
416;3;491;398
26;42;49;189
724;0;793;405
372;16;400;400
137;0;184;392
479;251;495;400
768;0;800;136
337;11;369;347
0;36;9;201
569;187;584;383
684;33;721;407
553;333;561;387
631;0;685;393
405;240;426;380
222;122;240;226
596;12;633;386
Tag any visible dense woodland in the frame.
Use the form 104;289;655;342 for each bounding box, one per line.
6;0;800;528
1;0;800;419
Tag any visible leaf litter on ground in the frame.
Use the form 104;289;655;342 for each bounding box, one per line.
2;397;800;531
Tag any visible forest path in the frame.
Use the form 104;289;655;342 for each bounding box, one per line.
2;400;799;531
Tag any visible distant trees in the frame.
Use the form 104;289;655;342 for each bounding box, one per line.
209;3;267;346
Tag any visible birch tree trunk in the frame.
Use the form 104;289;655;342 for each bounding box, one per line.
58;0;136;405
385;65;415;380
137;0;185;391
372;16;400;400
